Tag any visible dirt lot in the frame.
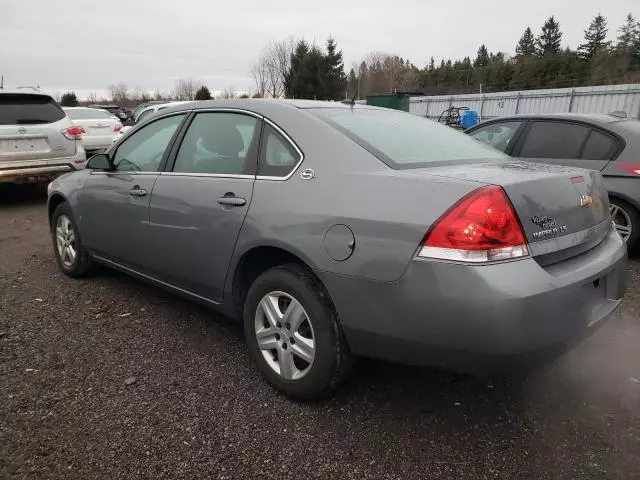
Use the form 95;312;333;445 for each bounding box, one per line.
1;185;640;480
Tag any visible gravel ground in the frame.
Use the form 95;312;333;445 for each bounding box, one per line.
1;185;639;480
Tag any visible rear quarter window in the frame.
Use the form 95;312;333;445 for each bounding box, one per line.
311;108;507;169
0;94;65;125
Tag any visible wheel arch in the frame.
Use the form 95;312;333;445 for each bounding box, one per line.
47;193;69;229
230;244;330;320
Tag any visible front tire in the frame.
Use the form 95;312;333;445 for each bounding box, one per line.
243;264;352;400
51;202;94;277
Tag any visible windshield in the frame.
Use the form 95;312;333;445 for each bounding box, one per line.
65;108;117;120
311;107;508;169
0;93;65;125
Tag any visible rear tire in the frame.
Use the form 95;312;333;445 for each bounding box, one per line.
243;264;352;400
51;202;94;277
609;197;639;249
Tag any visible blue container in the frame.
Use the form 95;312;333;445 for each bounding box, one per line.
460;110;479;129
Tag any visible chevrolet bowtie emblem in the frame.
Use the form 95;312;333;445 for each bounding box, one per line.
580;195;593;207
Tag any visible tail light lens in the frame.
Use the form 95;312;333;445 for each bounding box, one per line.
114;123;122;133
62;126;85;140
419;185;529;263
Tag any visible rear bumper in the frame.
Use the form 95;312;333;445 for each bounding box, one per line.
82;135;114;152
318;226;627;373
0;149;86;183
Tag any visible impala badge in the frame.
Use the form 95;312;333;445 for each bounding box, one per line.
580;195;593;207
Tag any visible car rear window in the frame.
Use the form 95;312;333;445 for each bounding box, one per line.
311;108;507;169
0;94;65;125
65;108;114;120
65;108;116;120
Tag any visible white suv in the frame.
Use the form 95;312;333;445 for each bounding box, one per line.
0;88;86;184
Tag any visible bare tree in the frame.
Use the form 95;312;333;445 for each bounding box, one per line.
249;59;268;98
131;85;144;102
221;85;236;99
87;91;98;104
249;37;295;98
173;79;200;101
108;82;129;103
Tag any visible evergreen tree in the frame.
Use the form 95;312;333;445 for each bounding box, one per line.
515;27;537;58
60;92;79;107
579;14;611;60
537;16;562;56
194;85;212;100
428;57;435;71
616;13;638;50
284;40;310;98
323;37;347;99
474;45;490;67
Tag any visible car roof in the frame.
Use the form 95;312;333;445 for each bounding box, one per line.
0;87;53;97
480;112;631;127
156;99;382;117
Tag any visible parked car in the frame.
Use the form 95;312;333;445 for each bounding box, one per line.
466;113;640;248
130;100;166;123
63;107;122;155
47;100;627;399
88;104;130;123
112;101;192;143
0;88;86;184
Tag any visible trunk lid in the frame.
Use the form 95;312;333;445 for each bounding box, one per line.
73;118;118;138
419;161;610;259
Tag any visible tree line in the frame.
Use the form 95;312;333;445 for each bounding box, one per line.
348;13;640;97
60;11;639;107
249;12;640;101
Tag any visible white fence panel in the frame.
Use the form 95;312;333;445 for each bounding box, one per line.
409;84;640;121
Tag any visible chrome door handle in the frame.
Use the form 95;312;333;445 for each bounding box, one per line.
129;187;147;197
217;197;246;206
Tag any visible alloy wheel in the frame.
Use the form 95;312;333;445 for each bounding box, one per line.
254;291;315;380
55;214;77;267
610;203;632;242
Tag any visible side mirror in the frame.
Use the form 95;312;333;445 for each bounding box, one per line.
86;153;112;170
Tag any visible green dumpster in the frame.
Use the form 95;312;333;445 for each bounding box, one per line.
366;92;412;112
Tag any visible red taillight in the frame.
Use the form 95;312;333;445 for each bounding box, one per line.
62;126;85;140
114;123;122;132
419;185;529;263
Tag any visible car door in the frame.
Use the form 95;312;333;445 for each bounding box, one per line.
145;110;262;302
467;120;525;154
511;120;615;172
78;113;187;268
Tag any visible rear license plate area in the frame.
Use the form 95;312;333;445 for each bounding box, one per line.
0;138;49;154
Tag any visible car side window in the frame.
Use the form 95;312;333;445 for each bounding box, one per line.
520;121;590;159
112;114;185;172
469;121;522;153
173;112;259;175
136;109;155;124
258;124;301;177
581;129;618;160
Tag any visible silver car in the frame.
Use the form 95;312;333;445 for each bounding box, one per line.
466;113;640;249
63;107;122;154
1;88;86;183
47;100;628;399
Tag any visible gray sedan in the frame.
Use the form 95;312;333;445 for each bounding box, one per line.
466;113;640;248
47;100;627;399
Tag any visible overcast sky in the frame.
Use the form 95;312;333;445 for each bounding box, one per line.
0;0;636;99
